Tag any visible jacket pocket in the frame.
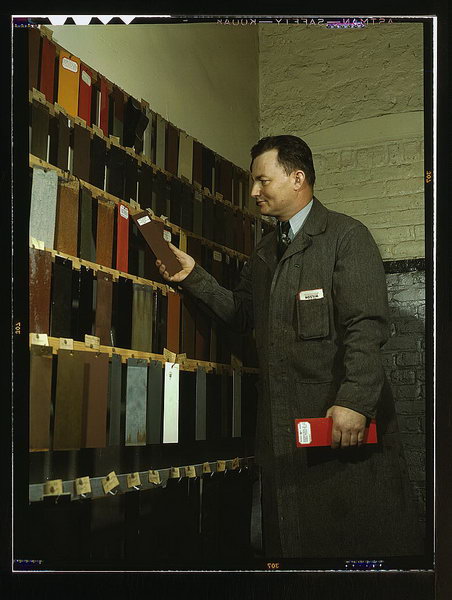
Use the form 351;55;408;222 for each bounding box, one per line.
296;296;329;339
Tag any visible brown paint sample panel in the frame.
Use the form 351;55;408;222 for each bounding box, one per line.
83;351;109;448
29;247;52;334
95;199;114;268
54;179;80;257
29;345;53;451
94;270;113;345
131;211;181;276
53;349;85;450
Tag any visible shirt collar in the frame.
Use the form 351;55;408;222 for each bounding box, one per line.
287;199;314;240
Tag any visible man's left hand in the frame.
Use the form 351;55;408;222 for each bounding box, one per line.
326;405;367;449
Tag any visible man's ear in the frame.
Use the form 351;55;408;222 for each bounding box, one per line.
293;170;306;190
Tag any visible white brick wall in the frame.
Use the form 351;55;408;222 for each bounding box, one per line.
258;23;425;260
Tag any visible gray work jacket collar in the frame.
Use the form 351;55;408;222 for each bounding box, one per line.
256;196;328;267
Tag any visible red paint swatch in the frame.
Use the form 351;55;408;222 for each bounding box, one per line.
39;36;56;103
78;64;93;125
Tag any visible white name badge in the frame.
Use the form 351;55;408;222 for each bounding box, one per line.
298;288;324;301
297;421;312;444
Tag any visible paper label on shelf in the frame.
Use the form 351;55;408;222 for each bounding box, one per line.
85;334;100;350
185;466;196;478
75;476;91;495
31;333;49;346
170;467;180;479
120;205;129;219
163;230;172;243
225;254;230;264
30;237;45;250
127;472;141;488
62;57;78;73
149;470;161;485
216;460;226;472
44;479;63;496
59;338;73;350
213;251;222;262
231;457;240;470
102;471;120;494
137;215;151;226
202;462;212;474
297;421;312;445
163;349;177;363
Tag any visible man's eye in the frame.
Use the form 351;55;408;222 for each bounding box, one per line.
260;180;269;185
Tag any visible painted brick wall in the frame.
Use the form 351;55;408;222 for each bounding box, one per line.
313;139;425;260
258;23;425;261
384;270;426;523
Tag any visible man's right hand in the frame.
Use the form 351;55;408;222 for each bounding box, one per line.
156;242;195;283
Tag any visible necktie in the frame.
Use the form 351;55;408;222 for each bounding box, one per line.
277;220;291;259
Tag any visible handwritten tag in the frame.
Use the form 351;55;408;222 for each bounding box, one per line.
119;204;129;220
216;460;226;473
185;466;196;478
31;333;49;346
163;229;172;243
127;472;141;488
149;470;161;485
44;479;63;496
231;457;240;470
75;476;91;495
202;462;212;474
102;471;120;494
213;251;222;262
84;334;100;350
170;467;181;479
59;338;73;350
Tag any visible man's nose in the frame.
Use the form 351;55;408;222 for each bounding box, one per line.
251;182;261;197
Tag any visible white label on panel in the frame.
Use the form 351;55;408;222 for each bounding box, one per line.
120;205;129;219
137;215;151;226
81;70;91;86
62;57;78;73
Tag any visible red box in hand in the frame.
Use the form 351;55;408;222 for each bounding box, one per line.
294;417;377;447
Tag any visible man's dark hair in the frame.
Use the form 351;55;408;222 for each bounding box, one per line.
250;135;316;187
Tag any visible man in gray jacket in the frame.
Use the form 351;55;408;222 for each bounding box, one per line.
156;135;423;559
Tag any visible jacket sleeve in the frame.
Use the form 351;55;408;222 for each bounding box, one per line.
177;255;254;335
332;223;390;419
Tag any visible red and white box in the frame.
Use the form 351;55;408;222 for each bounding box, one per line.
294;417;378;447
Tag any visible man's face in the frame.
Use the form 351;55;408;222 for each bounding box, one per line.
250;149;301;221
